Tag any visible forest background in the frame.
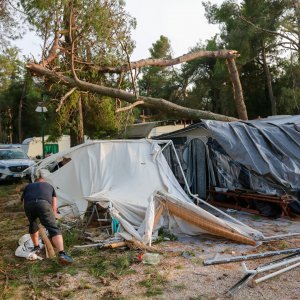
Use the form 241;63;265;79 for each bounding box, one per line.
0;0;299;145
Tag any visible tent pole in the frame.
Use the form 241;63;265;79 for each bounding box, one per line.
168;141;259;235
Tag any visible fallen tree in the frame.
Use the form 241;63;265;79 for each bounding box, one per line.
25;1;247;129
27;51;244;122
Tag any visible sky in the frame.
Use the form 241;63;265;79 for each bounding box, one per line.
125;0;222;60
15;0;224;61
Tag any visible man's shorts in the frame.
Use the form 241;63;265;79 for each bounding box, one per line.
24;199;61;238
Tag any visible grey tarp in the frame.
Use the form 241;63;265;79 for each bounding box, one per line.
156;115;300;195
200;116;300;190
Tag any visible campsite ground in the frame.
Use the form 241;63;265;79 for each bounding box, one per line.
1;182;300;300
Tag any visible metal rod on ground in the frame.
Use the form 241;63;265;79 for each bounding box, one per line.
74;243;104;248
227;273;256;296
227;253;300;296
203;248;300;266
243;255;300;274
254;261;300;284
262;232;300;241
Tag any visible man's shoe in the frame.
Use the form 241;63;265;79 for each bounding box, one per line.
58;252;74;265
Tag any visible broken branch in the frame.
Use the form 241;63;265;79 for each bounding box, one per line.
56;87;77;112
116;100;144;113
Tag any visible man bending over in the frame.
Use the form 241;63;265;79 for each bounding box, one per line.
21;173;73;264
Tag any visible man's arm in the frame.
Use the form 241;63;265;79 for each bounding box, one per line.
52;196;57;219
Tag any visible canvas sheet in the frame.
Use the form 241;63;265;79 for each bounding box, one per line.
35;139;261;244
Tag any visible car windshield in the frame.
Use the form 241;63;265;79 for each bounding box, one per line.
0;149;29;160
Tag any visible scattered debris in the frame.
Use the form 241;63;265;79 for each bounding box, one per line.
203;247;300;266
141;253;161;265
227;253;300;296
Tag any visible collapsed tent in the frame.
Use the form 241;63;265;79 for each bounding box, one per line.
34;139;261;245
155;115;300;217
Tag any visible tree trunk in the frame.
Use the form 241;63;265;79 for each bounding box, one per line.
18;83;26;143
77;94;84;144
293;0;300;63
69;92;85;147
27;63;238;122
64;2;85;147
261;41;276;115
0;112;2;143
8;108;13;144
226;58;248;120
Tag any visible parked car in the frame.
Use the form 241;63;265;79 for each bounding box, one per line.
0;147;35;181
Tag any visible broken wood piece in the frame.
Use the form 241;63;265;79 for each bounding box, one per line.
104;242;127;249
38;224;55;258
153;204;164;229
126;237;164;254
164;201;256;246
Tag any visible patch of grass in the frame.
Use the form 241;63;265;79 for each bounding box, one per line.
189;295;209;300
113;255;130;275
77;280;93;290
5;203;23;213
62;228;81;250
277;240;289;250
182;251;195;258
88;252;136;279
0;184;17;198
62;290;76;299
191;257;204;265
251;214;261;221
90;257;110;277
156;228;178;243
175;264;184;269
174;284;186;290
139;269;168;297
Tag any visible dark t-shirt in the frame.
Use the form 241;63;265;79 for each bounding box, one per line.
22;181;56;205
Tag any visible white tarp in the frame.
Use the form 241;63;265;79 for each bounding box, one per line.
35;139;261;244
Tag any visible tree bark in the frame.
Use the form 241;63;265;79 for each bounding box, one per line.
8;108;12;144
18;82;26;143
82;50;240;73
69;91;85;147
261;41;276;115
27;62;238;122
226;58;248;120
77;94;84;144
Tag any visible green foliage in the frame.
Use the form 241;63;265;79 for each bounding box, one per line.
84;96;118;139
202;0;299;118
156;228;178;243
149;35;172;59
15;0;136;144
0;47;43;142
0;47;22;89
139;35;174;100
89;252;136;278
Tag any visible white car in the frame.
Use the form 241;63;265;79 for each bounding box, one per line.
0;147;35;181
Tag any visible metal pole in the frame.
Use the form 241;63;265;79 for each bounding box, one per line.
41;106;45;159
255;261;300;284
203;247;300;266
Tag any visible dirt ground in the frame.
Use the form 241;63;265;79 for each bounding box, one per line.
0;182;300;300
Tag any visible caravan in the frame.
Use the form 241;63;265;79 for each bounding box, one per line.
22;135;71;158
